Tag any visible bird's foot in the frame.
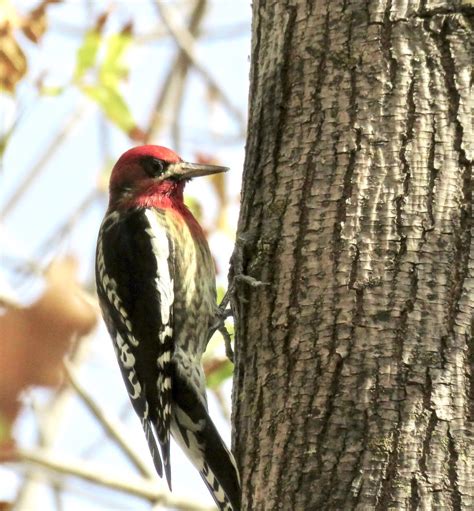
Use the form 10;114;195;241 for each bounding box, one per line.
208;288;235;363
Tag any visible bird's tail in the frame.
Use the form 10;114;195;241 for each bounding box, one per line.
197;416;241;511
171;373;241;511
140;416;163;477
138;403;171;489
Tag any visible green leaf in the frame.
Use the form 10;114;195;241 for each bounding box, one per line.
74;30;101;81
216;286;227;304
224;322;234;337
184;197;203;221
206;321;234;351
81;84;135;133
99;29;132;88
206;359;234;389
40;85;64;96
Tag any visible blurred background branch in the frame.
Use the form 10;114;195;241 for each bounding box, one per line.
1;106;90;218
64;362;155;479
18;448;215;510
0;0;249;509
153;0;246;136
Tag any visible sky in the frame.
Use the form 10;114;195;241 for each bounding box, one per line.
0;1;251;509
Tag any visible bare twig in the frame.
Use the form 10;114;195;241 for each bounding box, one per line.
35;189;101;259
167;1;209;151
146;0;207;143
1;106;89;218
64;362;155;479
17;448;215;511
155;1;245;134
51;482;64;511
138;22;250;44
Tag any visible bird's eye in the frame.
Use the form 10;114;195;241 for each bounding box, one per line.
142;157;166;177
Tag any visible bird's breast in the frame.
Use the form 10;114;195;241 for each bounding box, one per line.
163;209;217;355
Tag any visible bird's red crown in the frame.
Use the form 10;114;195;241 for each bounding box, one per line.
116;145;182;168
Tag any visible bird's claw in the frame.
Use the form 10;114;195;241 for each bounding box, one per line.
234;274;268;288
207;289;235;363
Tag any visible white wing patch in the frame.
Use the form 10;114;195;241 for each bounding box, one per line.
143;209;174;333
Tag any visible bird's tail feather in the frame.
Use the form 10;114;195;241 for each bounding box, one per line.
171;386;241;510
140;417;163;478
158;430;172;490
198;417;241;511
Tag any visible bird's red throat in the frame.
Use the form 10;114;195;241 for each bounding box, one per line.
113;180;205;239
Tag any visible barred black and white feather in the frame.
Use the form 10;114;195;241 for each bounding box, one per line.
172;366;241;511
96;205;241;510
96;209;173;486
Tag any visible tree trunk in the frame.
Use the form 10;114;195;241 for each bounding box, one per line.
231;1;473;510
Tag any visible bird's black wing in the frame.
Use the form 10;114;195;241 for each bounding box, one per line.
96;208;174;487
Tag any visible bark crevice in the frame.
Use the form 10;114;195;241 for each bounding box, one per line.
232;2;473;509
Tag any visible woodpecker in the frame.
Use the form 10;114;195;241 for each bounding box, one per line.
95;145;241;511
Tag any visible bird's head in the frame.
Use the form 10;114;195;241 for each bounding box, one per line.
108;145;228;209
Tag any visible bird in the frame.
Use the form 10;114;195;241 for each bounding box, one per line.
95;145;241;510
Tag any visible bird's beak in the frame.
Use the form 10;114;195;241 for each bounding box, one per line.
163;161;229;180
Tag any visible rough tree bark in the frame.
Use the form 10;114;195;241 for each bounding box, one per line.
230;1;473;510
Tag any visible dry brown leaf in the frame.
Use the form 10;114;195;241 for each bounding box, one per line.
121;20;133;36
94;9;110;32
203;357;228;377
22;0;62;43
0;436;16;463
0;0;61;92
41;256;98;339
0;21;27;93
0;256;97;446
128;126;146;143
21;6;46;43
